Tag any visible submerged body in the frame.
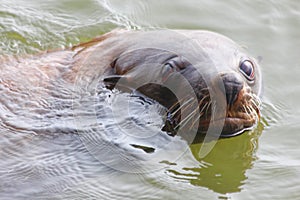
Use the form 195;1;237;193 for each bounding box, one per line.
0;29;262;142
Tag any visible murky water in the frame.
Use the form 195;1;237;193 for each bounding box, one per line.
0;0;300;199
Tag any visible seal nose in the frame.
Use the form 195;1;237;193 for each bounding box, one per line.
220;73;244;106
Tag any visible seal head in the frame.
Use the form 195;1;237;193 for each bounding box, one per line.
100;30;262;140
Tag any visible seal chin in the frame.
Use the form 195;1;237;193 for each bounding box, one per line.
219;116;257;137
197;115;258;138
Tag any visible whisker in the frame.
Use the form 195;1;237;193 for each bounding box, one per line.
199;88;209;94
250;103;260;121
242;105;248;114
172;99;198;120
174;107;199;130
168;96;194;117
197;94;209;106
174;96;209;130
168;101;181;111
189;109;204;129
250;99;260;112
167;90;214;132
187;98;212;130
199;101;209;115
252;93;261;107
168;104;181;118
205;101;212;115
244;105;252;115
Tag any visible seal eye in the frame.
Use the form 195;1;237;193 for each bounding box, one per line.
239;60;255;81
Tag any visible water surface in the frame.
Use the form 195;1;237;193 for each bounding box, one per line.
0;0;300;199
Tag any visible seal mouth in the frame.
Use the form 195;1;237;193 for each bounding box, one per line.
221;87;261;137
164;85;261;139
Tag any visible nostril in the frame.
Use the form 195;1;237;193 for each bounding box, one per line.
221;73;243;106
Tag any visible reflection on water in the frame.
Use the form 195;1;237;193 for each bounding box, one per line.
166;123;263;195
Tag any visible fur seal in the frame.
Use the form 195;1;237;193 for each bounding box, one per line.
0;29;262;142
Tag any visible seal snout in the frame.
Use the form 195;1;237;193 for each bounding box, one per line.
220;73;244;107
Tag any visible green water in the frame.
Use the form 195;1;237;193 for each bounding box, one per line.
1;0;300;199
